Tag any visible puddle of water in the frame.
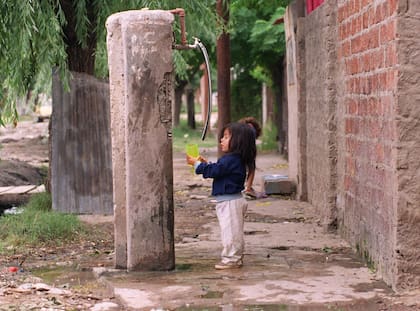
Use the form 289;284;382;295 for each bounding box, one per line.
175;301;382;311
0;205;23;216
31;266;96;287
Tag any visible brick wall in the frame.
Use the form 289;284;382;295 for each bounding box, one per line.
290;0;420;290
337;0;399;286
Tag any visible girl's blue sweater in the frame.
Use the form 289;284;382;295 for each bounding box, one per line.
195;153;246;196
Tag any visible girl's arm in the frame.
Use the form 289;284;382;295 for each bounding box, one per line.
245;168;255;192
196;157;230;178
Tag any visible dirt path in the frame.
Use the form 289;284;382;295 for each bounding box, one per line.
0;120;49;187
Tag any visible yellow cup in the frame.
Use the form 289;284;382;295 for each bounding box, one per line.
185;143;199;158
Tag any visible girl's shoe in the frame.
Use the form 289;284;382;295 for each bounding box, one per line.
214;260;243;270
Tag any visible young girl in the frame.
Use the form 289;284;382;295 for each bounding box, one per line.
186;122;256;269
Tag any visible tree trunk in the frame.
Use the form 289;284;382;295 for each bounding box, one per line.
173;80;187;127
186;86;196;129
60;0;97;73
272;58;287;154
216;0;231;156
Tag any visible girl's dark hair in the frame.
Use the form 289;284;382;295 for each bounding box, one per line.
219;122;256;172
238;116;262;138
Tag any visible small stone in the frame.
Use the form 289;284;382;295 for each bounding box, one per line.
90;302;120;311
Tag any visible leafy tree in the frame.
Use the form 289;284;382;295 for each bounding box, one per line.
229;0;290;121
0;0;216;125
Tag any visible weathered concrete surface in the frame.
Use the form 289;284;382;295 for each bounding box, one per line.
106;11;128;269
395;0;420;290
106;10;175;271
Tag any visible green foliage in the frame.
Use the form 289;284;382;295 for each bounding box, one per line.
260;121;278;152
0;1;67;125
0;0;217;124
231;70;261;122
0;193;85;250
230;0;290;125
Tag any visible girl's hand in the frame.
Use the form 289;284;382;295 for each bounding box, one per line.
198;155;208;163
186;154;207;166
186;154;199;166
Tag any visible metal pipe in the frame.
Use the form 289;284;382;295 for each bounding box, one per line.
169;8;186;45
195;39;212;141
169;9;212;140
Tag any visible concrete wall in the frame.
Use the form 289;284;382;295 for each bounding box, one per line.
300;0;338;229
394;0;420;290
288;0;420;290
285;0;307;199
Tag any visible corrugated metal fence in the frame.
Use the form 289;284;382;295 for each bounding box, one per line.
51;71;113;215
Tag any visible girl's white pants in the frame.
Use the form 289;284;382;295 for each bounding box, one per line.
215;197;248;264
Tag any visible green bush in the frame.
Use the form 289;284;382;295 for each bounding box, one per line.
0;193;85;250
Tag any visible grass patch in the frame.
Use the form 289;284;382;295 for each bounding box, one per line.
172;119;217;152
0;192;85;252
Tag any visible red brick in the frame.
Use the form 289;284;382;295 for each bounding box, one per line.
345;118;359;134
370;74;379;93
386;70;397;90
375;4;385;23
354;0;361;13
362;11;369;29
380;95;393;116
369;28;380;49
361;0;373;9
351;35;361;53
367;97;379;116
358;98;368;116
374;143;385;163
374;48;385;70
381;1;390;19
385;44;397;67
360;53;369;72
338;6;346;23
368;6;375;27
343;40;351;57
389;0;398;14
346;98;358;114
380;20;396;44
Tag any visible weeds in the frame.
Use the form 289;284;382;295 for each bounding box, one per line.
0;192;85;252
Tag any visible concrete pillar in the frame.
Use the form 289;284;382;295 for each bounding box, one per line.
106;10;175;271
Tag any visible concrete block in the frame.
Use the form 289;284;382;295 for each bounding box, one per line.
262;175;296;195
